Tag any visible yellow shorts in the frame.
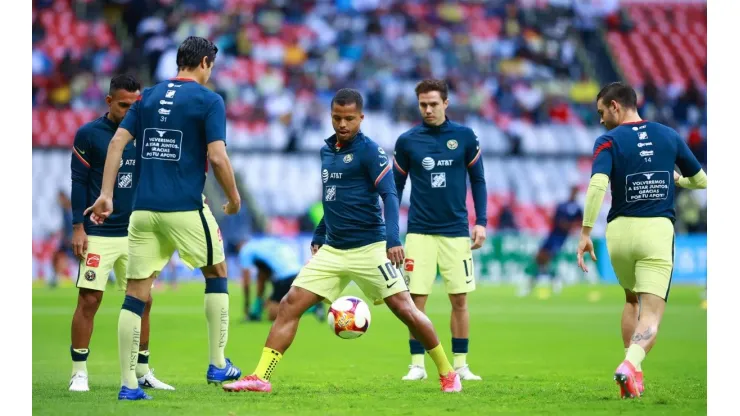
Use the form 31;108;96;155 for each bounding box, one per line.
403;233;475;295
292;241;408;305
606;216;675;300
76;236;128;292
127;201;225;280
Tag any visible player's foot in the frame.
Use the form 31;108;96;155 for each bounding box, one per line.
138;369;175;390
635;371;645;395
222;374;272;393
206;358;242;385
69;372;89;392
117;386;152;400
401;365;427;380
454;365;482;381
247;313;262;322
440;371;462;392
614;360;641;398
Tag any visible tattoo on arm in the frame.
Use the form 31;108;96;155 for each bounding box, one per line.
630;327;654;343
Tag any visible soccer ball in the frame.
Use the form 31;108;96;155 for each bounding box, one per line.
328;296;371;339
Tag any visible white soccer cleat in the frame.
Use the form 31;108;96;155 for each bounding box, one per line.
69;372;89;392
138;369;175;390
455;365;482;381
401;365;428;380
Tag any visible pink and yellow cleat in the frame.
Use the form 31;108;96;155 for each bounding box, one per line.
635;371;645;395
222;374;272;393
614;360;641;399
440;371;462;393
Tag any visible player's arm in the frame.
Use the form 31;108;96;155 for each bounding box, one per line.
206;95;241;214
366;146;403;266
674;134;707;189
311;216;326;254
392;137;410;199
577;136;613;272
70;128;91;257
465;132;487;226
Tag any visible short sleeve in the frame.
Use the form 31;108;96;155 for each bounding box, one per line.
591;135;613;176
364;144;393;188
239;245;255;269
119;99;140;137
465;129;482;168
205;94;227;145
675;133;702;177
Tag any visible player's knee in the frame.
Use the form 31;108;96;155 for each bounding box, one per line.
202;261;228;278
78;290;102;317
278;290;303;317
449;294;467;312
386;294;416;322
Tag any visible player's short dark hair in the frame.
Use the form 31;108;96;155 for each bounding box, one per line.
596;82;638;109
109;74;140;95
176;36;219;71
331;88;364;111
415;79;448;101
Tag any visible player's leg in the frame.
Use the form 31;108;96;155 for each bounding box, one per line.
69;235;119;391
223;246;346;393
241;268;251;320
350;242;460;392
615;218;674;399
267;277;293;321
621;289;640;358
402;233;437;379
160;203;239;382
117;211;171;401
250;270;269;320
438;236;481;380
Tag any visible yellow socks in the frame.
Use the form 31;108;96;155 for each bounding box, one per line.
625;345;646;371
119;296;145;389
205;278;229;368
427;344;454;376
254;347;283;381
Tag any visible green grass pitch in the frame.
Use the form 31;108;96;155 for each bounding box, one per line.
33;283;706;415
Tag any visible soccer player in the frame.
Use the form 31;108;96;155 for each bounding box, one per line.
222;89;463;393
393;80;487;381
68;74;173;393
520;185;583;297
85;36;243;401
576;82;707;399
238;236;323;321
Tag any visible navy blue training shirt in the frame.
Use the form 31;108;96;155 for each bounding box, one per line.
591;120;703;223
119;77;226;212
71;114;137;237
311;132;401;250
393;118;487;237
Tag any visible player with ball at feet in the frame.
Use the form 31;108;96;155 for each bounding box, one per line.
223;89;462;394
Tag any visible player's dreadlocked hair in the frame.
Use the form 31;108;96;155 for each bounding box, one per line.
109;74;140;95
331;88;364;111
176;36;219;71
596;82;638;110
415;79;449;101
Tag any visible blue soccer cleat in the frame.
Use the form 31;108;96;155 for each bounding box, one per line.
207;358;242;385
118;386;152;401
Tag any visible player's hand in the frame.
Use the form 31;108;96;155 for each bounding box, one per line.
223;199;241;215
387;245;405;268
84;195;113;225
674;170;682;186
576;235;597;273
311;244;322;256
471;225;487;250
71;225;88;259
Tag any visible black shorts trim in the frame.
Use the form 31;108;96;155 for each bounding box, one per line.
270;275;297;302
664;233;676;302
198;209;214;266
